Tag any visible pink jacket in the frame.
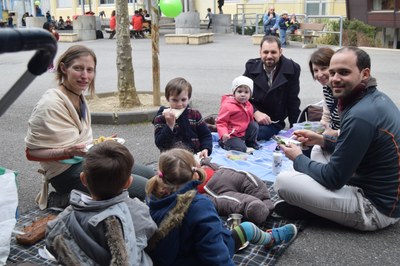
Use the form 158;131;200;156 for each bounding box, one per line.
216;94;254;139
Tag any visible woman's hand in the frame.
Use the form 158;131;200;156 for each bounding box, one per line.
65;143;87;157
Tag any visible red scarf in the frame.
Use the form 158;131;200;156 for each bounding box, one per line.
337;81;367;113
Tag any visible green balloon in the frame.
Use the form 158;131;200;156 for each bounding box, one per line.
159;0;183;18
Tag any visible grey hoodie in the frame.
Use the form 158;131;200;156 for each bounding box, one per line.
46;190;157;265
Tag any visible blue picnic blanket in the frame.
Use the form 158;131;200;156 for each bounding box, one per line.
210;129;295;182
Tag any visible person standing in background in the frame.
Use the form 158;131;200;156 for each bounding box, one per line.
108;10;116;39
35;1;43;17
263;6;278;36
205;8;213;30
217;0;224;14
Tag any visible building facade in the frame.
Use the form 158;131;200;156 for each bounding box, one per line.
2;0;347;28
346;0;399;48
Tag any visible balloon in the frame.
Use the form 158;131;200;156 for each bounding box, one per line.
159;0;183;18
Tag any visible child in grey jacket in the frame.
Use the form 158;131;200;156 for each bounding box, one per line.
46;141;157;266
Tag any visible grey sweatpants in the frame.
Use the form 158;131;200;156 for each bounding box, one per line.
273;152;399;231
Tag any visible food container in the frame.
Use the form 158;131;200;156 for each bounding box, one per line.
292;121;324;133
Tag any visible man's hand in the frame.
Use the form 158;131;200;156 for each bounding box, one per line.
279;143;303;161
254;110;273;125
292;129;324;147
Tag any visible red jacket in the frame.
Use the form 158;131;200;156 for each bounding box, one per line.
132;14;143;31
216;94;254;139
109;15;116;30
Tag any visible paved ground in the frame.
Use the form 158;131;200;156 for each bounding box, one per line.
1;29;400;265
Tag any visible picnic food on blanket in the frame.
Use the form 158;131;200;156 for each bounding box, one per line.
271;135;301;147
226;151;248;161
16;214;57;245
93;136;115;144
162;108;185;119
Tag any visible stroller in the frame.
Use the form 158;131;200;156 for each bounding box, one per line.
0;28;57;264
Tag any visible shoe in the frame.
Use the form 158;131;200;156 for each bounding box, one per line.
265;224;298;249
47;192;70;209
274;199;313;220
247;142;261;150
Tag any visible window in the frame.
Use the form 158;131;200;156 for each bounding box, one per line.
372;0;395;10
306;0;326;15
57;0;71;8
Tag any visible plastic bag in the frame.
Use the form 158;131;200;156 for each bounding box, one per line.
0;167;18;265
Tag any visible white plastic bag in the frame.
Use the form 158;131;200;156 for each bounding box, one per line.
0;168;18;265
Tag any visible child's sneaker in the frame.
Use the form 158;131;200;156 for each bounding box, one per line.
265;224;298;249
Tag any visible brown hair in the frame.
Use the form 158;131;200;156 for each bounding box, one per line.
56;45;97;96
83;141;133;200
260;35;281;49
157;148;205;193
164;77;192;100
308;47;335;80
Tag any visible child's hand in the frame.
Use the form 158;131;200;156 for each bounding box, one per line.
199;149;208;159
222;133;230;142
163;109;176;129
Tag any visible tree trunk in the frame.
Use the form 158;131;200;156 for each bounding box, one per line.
116;0;141;107
150;0;161;106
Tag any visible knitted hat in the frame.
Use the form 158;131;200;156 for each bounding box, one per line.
281;11;288;15
231;76;253;94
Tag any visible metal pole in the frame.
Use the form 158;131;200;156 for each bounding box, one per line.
81;0;85;15
339;16;343;47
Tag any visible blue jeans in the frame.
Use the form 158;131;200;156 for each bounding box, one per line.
257;124;280;141
50;162;155;201
264;26;277;36
279;29;287;47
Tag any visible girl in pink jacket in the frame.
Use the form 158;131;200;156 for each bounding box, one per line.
217;76;260;152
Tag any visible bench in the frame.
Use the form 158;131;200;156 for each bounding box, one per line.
252;34;264;45
105;28;146;39
58;33;79;42
188;33;214;45
252;22;325;48
165;34;190;44
289;23;325;48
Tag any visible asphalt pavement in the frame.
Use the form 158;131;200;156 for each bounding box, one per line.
1;29;400;265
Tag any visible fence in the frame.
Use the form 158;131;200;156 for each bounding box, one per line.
232;13;344;47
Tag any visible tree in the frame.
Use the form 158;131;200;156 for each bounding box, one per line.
116;0;141;107
150;0;161;106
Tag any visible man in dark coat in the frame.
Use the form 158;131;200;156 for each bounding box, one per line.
244;35;301;140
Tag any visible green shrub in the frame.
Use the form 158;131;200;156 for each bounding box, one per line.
236;26;256;35
316;18;376;46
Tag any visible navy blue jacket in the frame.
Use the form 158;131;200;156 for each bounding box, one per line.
153;106;213;155
148;181;235;266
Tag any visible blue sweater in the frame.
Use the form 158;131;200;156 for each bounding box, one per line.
295;86;400;218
